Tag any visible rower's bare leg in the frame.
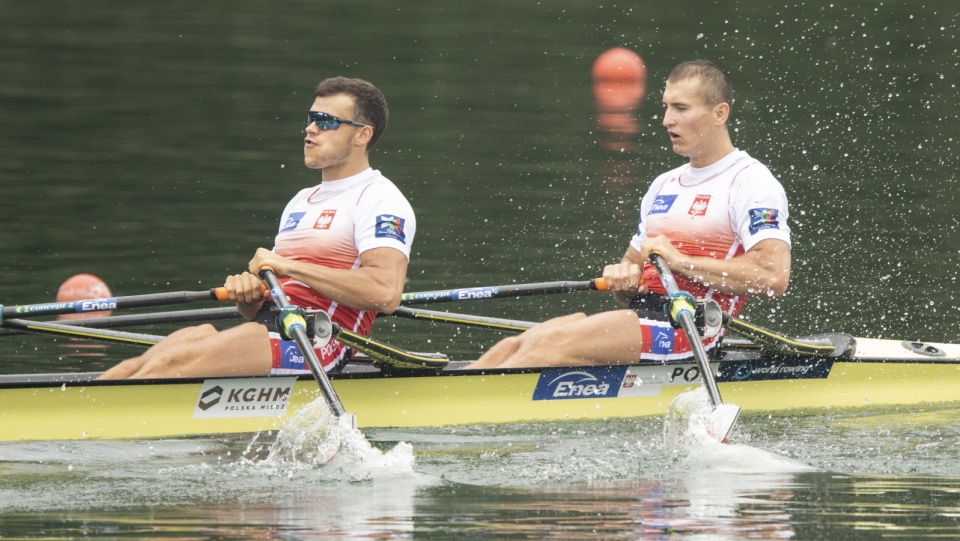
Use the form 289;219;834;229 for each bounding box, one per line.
98;324;220;379
470;313;587;368
469;310;643;368
100;323;273;379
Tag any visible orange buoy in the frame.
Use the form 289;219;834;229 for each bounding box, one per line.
592;47;647;111
592;48;647;152
592;47;647;82
57;273;113;319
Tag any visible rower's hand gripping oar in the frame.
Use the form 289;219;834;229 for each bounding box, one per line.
258;266;351;424
648;251;740;442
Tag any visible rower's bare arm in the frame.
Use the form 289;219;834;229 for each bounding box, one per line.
248;247;408;313
642;237;791;297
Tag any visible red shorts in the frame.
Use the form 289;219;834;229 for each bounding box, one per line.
635;315;721;362
267;332;349;375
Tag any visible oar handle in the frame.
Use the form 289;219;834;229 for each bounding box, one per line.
211;285;268;302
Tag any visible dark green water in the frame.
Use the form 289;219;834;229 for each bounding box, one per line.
2;1;960;538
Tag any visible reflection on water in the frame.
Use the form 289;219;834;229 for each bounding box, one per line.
592;47;647;153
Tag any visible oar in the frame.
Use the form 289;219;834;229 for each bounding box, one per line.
400;279;609;305
1;288;235;320
389;306;536;333
258;267;348;419
402;277;836;358
1;318;164;346
0;307;242;338
649;251;740;442
326;320;449;370
724;315;836;356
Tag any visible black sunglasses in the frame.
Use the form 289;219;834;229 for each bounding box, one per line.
306;111;372;130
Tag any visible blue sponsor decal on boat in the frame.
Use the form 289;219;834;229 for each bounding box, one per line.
649;194;678;215
281;212;306;232
717;358;834;382
533;366;628;400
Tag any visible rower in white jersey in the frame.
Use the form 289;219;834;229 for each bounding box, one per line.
470;60;791;368
101;77;415;379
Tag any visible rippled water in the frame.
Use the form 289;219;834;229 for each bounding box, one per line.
4;407;960;538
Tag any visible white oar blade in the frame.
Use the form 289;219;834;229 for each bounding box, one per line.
706;403;741;443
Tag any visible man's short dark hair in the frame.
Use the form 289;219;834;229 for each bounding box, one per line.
314;77;388;150
667;60;733;110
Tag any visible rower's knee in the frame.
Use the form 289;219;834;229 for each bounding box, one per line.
129;349;190;378
166;324;219;341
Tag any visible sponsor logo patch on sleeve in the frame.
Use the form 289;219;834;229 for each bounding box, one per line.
748;208;781;235
375;214;407;243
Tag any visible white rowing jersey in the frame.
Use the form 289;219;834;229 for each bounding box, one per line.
274;167;416;339
629;149;790;316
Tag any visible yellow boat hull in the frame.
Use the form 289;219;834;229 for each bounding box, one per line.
1;336;958;441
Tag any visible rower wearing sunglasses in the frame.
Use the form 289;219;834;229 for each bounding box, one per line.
101;77;416;379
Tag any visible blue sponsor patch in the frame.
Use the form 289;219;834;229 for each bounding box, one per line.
717;359;834;382
375;214;407;243
533;366;628;401
748;208;781;235
281;212;306;232
277;341;306;371
649;194;678;215
648;322;676;356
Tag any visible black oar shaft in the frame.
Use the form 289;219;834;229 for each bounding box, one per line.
400;279;606;305
649;253;725;409
259;268;345;417
1;289;229;320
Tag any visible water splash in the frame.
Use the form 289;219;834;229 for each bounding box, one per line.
247;397;416;480
664;387;814;474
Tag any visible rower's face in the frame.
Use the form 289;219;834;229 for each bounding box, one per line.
661;78;720;159
303;94;364;171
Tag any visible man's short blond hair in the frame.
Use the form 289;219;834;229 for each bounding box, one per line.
667;60;733;108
